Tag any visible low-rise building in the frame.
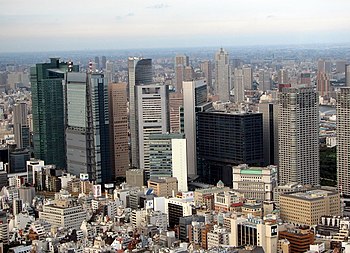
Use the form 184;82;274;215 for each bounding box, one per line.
279;189;341;226
148;177;178;197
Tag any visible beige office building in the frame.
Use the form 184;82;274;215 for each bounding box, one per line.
148;177;178;197
279;189;340;226
108;82;129;177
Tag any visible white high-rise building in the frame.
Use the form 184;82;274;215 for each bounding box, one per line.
337;88;350;195
183;80;210;177
136;84;169;170
242;67;253;90
215;48;231;102
278;87;319;186
128;58;153;169
172;138;188;192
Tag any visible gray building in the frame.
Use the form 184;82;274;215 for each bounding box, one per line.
13;102;29;149
65;72;110;184
278;87;319;186
215;48;231;102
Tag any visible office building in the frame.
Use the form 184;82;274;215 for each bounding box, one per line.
172;138;188;192
228;216;278;253
232;164;277;201
259;70;271;91
31;58;78;168
300;72;311;86
278;69;289;84
179;215;205;242
169;92;183;133
174;55;190;92
242;67;253;90
278;87;319;186
167;196;195;228
273;183;310;209
215;48;231;102
0;211;8;245
148;177;178;197
318;59;332;74
39;196;87;230
336;88;350;196
128;58;152;169
65;72;110;184
279;189;340;226
183;80;211;177
196;111;263;185
149;133;184;179
346;65;350;87
13;102;29;149
279;228;314;253
200;60;212;89
136;84;169;170
317;72;330;97
258;101;279;166
109;82;129;178
234;68;244;103
9;148;30;173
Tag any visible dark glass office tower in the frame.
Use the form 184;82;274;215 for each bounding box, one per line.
196;111;263;186
30;58;78;168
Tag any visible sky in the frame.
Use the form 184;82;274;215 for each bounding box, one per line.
1;0;350;52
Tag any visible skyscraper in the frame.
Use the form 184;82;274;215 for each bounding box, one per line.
109;82;129;178
65;72;110;184
259;70;271;91
242;67;253;90
128;58;152;169
200;60;212;89
215;48;231;102
183;80;211;177
278;69;289;84
278;87;319;186
316;72;330;97
136;84;169;170
234;68;244;103
169;92;183;133
258;102;279;166
346;64;350;87
336;88;350;196
13;102;29;149
174;55;190;92
318;59;332;74
196;111;264;186
30;58;78;168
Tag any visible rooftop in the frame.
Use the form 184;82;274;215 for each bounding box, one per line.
285;189;338;200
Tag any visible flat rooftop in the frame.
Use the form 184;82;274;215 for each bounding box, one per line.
285;189;338;200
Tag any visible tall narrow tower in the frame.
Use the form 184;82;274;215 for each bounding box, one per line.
109;82;129;178
13;102;29;149
215;48;230;102
278;87;319;186
128;58;152;169
337;88;350;196
136;84;169;170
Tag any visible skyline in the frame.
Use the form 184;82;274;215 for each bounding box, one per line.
1;0;350;53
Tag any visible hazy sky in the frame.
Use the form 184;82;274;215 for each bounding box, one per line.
1;0;350;52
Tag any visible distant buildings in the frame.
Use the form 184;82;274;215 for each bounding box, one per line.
13;102;29;149
215;48;231;102
278;87;319;186
174;55;190;92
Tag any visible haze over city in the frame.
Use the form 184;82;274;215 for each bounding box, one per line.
1;0;350;52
